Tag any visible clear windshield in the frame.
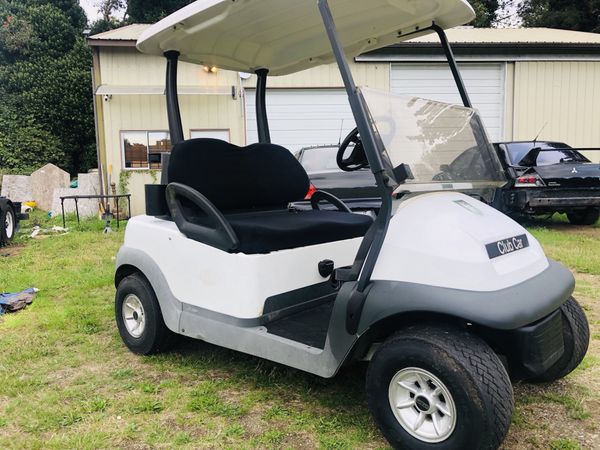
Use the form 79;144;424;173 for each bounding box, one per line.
298;146;341;173
360;88;506;200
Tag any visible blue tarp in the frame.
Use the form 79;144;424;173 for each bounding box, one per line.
0;288;38;315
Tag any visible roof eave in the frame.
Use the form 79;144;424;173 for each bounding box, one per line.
87;38;138;48
362;42;600;57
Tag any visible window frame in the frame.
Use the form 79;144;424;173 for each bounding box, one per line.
120;130;171;171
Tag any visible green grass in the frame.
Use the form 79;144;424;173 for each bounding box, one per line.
0;215;384;449
0;213;598;449
550;438;582;450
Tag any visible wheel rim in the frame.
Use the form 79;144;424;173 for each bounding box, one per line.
4;210;14;239
388;367;457;443
122;294;146;338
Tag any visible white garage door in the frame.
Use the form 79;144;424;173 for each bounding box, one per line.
245;89;355;153
391;63;505;141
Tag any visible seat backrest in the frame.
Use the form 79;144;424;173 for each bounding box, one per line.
168;138;310;211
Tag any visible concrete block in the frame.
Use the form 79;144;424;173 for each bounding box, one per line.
31;164;70;211
1;175;33;203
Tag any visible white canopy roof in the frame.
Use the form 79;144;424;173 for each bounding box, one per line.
137;0;475;76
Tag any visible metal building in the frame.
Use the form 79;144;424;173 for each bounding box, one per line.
88;25;600;215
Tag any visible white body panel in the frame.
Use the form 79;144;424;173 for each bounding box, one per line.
391;63;505;141
123;216;361;318
372;192;549;291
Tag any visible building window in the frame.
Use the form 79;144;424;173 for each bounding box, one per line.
122;131;171;169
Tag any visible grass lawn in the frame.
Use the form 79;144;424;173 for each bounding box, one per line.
0;213;599;449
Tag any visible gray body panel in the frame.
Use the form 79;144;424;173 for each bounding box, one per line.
359;259;574;333
116;248;572;378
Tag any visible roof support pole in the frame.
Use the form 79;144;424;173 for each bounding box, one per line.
163;50;184;184
165;51;184;144
318;0;393;334
255;69;271;143
432;24;472;108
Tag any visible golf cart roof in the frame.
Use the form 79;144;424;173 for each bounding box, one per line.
137;0;475;76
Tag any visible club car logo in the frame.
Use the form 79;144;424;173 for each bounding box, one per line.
485;234;530;259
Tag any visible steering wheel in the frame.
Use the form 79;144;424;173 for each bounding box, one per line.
337;128;369;172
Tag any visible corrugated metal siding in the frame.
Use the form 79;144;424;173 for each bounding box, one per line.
241;61;389;90
513;62;600;161
245;89;355;151
100;47;239;87
390;63;506;141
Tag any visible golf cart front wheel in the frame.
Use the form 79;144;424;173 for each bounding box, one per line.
532;297;589;382
0;205;16;245
567;207;600;225
115;273;176;355
366;325;513;450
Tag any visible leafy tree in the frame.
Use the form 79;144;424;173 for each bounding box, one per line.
0;105;65;173
468;0;501;27
520;0;600;32
126;0;194;23
0;0;95;175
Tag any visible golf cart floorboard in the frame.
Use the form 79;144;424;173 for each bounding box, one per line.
265;300;334;349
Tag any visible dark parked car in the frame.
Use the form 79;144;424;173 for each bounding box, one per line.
0;196;27;245
294;145;379;212
492;141;600;225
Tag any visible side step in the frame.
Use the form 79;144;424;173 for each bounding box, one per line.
265;300;335;349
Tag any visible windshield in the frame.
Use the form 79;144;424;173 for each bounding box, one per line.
360;88;506;200
503;142;590;166
298;146;341;173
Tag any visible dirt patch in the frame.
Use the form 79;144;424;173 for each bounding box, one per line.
0;244;25;258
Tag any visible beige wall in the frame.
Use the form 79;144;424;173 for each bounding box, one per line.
98;49;388;214
241;60;390;90
513;61;600;161
99;48;245;215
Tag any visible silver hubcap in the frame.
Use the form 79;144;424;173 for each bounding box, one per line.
388;367;457;443
122;294;146;338
4;211;13;238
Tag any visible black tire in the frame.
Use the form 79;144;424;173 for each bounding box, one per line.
567;207;600;225
533;297;590;382
0;205;16;246
366;325;513;450
115;273;176;355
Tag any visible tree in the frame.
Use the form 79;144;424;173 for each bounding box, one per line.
126;0;194;23
89;0;125;34
468;0;501;27
520;0;600;32
0;0;96;175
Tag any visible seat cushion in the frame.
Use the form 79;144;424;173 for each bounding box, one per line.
225;209;373;254
168;138;310;210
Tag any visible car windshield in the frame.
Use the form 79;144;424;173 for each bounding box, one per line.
504;142;589;166
360;87;506;198
298;146;341;173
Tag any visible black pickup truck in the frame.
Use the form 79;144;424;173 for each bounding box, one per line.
0;197;27;245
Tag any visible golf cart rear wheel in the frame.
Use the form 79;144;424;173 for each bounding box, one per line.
115;273;175;355
366;325;513;450
0;205;16;245
532;297;590;382
567;208;600;225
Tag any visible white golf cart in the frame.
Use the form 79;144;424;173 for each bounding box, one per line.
115;1;590;448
